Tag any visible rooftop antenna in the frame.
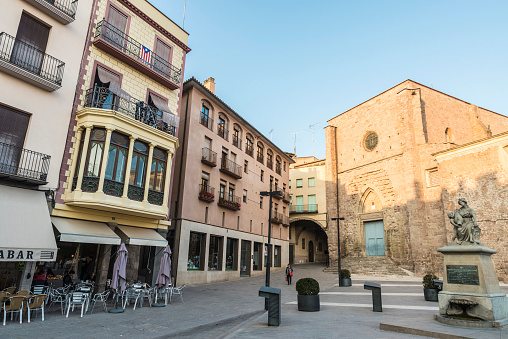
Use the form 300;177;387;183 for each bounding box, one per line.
309;122;321;157
289;132;303;156
269;129;274;141
182;0;187;29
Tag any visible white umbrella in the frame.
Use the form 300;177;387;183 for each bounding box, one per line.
109;243;128;313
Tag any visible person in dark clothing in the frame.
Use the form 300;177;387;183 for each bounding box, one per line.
81;256;96;281
285;264;293;285
32;269;48;286
63;270;75;287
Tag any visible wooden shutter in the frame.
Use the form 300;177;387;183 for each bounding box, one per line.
107;6;128;32
16;13;50;51
427;168;440;187
0;105;30;148
155;39;171;61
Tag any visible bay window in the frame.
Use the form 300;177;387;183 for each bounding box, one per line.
128;140;149;201
104;132;128;197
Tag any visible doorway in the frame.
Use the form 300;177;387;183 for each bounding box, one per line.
308;241;314;262
240;240;251;277
289;244;294;265
364;220;385;256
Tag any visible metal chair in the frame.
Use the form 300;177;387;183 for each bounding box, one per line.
171;285;185;303
26;294;46;323
48;288;68;315
66;292;87;318
3;296;25;326
16;290;29;297
3;287;15;294
90;290;110;313
122;288;142;310
32;285;47;295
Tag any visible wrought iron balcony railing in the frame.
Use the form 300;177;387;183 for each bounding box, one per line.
276;163;281;175
266;159;273;170
245;143;253;157
94;20;181;87
0;32;65;86
217;124;228;140
201;147;217;166
39;0;78;18
289;204;318;214
220;157;242;179
200;113;213;130
218;192;241;210
199;184;215;202
271;211;283;224
84;86;176;136
232;134;242;149
0;142;50;184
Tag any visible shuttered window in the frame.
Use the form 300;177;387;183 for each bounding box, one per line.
153;39;171;76
426;168;440;187
0;105;30;147
107;6;128;32
16;13;50;51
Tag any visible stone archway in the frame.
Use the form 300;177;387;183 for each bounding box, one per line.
289;218;328;264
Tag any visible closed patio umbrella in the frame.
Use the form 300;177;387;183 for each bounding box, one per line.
154;245;172;306
109;243;128;313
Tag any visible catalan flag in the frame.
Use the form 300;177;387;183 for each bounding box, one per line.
140;45;151;64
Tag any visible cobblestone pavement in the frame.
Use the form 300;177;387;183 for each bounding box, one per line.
1;264;507;338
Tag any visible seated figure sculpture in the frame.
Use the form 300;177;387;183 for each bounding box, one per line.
447;198;481;245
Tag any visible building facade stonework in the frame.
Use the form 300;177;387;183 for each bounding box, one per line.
326;80;508;281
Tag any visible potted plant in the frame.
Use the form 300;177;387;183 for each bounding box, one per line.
296;278;320;311
423;274;439;302
340;269;352;287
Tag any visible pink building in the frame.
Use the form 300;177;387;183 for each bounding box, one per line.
172;77;293;285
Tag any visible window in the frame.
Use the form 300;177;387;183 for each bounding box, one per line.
107;5;128;32
200;103;212;129
274;246;281;267
129;140;149;194
233;125;241;148
308;195;317;212
229;183;235;201
266;150;273;169
85;128;106;179
243;189;247;203
245;135;254;156
188;232;205;270
208;235;223;270
283;183;287;193
104;5;129;49
92;65;121;110
244;160;248;173
0;105;30;177
217;115;227;139
276;156;282;174
426;168;440;187
153;38;172;77
296;195;303;212
296;179;303;188
149;147;167;193
289;180;291;189
105;132;129;195
260;197;263;209
283;161;286;171
253;242;262;271
257;142;264;163
260;170;264;182
302;238;305;250
219;180;226;199
12;13;50;75
226;238;238;270
274;178;279;191
308;177;315;187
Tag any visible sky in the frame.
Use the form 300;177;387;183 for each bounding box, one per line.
151;0;508;160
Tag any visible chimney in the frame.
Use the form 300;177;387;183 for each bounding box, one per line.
203;77;215;94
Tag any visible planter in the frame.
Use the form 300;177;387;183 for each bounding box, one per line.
297;294;320;312
423;288;438;302
341;278;352;287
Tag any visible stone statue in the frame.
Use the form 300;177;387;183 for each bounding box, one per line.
447;198;481;244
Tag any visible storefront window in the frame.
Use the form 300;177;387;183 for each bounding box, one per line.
253;242;262;271
208;235;222;270
225;238;237;270
187;232;204;270
274;245;281;267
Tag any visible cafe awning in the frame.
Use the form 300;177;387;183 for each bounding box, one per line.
115;225;168;247
0;186;58;261
52;217;121;245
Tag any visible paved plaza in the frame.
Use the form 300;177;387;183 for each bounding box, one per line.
1;264;507;338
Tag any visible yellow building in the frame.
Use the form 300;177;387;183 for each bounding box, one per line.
52;0;190;289
289;157;328;264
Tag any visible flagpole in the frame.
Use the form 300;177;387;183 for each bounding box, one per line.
183;0;187;29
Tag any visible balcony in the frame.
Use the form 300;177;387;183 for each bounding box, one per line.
200;113;213;130
232;134;242;149
198;184;215;202
0;32;65;91
271;211;283;224
23;0;78;24
93;20;181;90
245;144;253;157
257;154;264;164
220;157;242;179
218;193;241;211
201;148;217;167
0;142;50;185
267;159;273;170
282;191;290;203
289;204;318;214
282;215;290;226
84;86;177;136
217;124;228;141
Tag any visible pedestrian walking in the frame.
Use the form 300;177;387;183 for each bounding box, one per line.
285;264;293;285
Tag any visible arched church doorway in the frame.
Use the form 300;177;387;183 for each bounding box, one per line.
308;241;314;262
359;188;385;256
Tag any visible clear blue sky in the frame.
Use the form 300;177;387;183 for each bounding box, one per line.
151;0;508;159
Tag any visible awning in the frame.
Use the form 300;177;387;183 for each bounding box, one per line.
0;186;58;261
115;225;168;247
52;217;121;245
149;93;180;127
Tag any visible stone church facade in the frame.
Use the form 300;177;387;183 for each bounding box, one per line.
325;79;508;281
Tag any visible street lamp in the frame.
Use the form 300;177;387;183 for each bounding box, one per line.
260;187;282;289
331;217;344;286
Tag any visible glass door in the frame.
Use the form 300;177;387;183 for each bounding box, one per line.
240;240;251;277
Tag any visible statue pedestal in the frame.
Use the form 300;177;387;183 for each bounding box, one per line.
436;243;508;327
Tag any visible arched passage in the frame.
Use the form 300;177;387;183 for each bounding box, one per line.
289;218;328;264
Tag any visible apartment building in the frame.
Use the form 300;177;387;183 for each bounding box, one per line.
51;0;190;290
289;157;328;264
172;77;294;285
0;0;94;289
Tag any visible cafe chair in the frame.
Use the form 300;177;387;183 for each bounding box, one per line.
90;290;110;313
16;290;29;297
32;285;47;295
48;288;68;315
3;296;25;326
66;292;87;318
26;294;46;323
3;287;16;294
171;285;185;303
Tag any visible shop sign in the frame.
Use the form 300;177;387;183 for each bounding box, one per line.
0;248;56;261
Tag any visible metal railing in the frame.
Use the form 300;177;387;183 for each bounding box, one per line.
282;214;290;225
276;162;281;175
201;147;217;165
84;86;176;136
220;157;242;178
94;20;181;85
218;192;241;210
271;211;283;224
200;113;213;130
0;142;50;183
232;134;242;149
199;184;215;201
266;158;273;169
245;143;253;157
289;204;318;213
217;124;228;140
47;0;79;18
0;32;65;86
